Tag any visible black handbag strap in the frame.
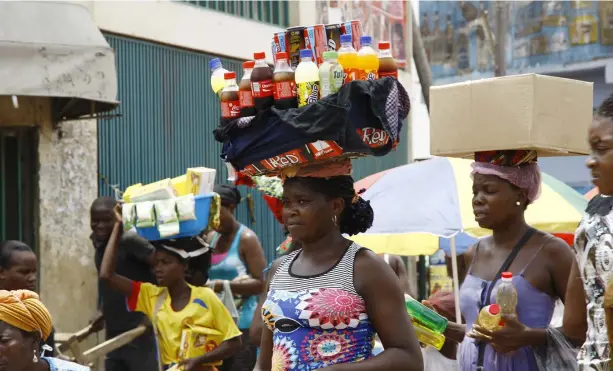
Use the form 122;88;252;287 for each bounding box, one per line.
476;227;535;370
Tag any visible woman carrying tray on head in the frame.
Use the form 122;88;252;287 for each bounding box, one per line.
429;150;584;371
206;184;267;371
254;164;423;371
99;207;242;371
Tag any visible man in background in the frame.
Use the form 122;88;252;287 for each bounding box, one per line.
90;197;158;371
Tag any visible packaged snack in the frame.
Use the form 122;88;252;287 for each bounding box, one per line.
176;194;197;221
122;203;136;231
135;201;156;228
186;168;217;195
154;199;180;238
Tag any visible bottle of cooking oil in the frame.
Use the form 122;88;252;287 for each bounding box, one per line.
412;319;445;350
477;304;502;331
496;272;518;317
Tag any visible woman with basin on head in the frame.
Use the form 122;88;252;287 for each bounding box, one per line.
99;207;242;371
254;173;423;371
428;150;583;371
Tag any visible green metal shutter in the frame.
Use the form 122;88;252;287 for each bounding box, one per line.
180;1;290;28
98;34;408;262
0;128;38;249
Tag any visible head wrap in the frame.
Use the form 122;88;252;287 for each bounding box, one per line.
472;150;541;202
213;184;241;206
427;290;458;323
0;290;52;340
13;290;53;341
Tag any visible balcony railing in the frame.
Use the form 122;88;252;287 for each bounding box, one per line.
181;0;289;28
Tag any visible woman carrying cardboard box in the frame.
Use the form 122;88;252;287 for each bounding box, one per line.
428;150;583;371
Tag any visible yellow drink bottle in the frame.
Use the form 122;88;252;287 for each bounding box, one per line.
411;319;446;350
357;35;379;81
338;34;358;84
210;58;228;98
295;49;320;107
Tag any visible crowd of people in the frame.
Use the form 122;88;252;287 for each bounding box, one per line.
2;99;613;370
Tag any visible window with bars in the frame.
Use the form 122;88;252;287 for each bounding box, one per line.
181;0;290;28
0;128;37;249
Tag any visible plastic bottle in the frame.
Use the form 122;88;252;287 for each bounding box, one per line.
210;58;229;98
239;61;256;117
319;51;344;98
357;35;379;81
251;52;274;112
220;72;240;124
378;41;398;79
338;34;358;84
404;294;448;333
295;49;320;108
496;272;518;317
273;52;298;110
411;319;446;350
477;304;502;331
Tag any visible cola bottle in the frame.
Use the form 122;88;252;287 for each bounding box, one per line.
273;52;298;110
239;61;256;117
250;52;274;112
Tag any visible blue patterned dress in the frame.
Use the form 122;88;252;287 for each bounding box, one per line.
263;243;376;370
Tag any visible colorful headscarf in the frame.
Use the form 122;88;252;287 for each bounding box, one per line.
474;150;537;167
0;290;53;340
472;150;541;202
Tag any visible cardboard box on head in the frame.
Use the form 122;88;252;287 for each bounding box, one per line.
430;74;593;158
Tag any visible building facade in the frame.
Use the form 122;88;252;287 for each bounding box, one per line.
415;0;612;192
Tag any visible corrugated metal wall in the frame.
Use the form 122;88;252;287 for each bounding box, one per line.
98;34;408;262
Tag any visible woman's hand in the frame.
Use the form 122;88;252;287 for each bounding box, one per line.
468;315;528;354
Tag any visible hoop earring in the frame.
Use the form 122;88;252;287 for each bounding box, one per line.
33;351;38;363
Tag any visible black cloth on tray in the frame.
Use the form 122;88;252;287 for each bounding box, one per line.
214;77;410;170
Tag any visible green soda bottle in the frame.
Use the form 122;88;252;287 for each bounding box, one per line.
404;294;448;333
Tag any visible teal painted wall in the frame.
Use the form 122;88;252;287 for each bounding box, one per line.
98;34;409;262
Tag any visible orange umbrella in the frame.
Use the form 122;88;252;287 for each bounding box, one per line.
586;187;599;200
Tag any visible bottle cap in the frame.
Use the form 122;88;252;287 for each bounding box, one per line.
379;41;391;50
243;61;255;69
209;58;221;69
254;52;266;60
300;49;313;59
323;51;338;60
276;52;288;60
488;304;500;315
360;35;373;45
224;72;236;80
501;272;513;279
340;34;352;43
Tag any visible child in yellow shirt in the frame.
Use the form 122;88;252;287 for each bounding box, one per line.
99;209;241;371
